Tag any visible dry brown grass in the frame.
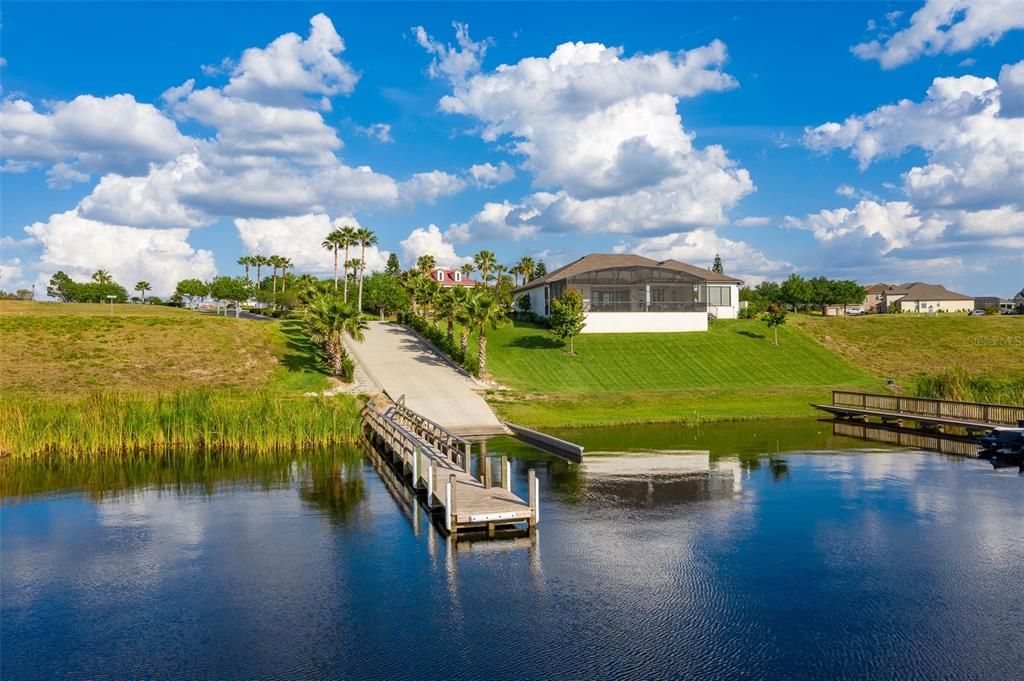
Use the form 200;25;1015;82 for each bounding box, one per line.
790;313;1024;383
0;301;298;396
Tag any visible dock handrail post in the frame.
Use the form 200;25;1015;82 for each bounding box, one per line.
413;445;421;487
463;441;471;472
448;474;458;531
501;455;510;491
444;478;453;531
427;460;434;502
528;469;539;526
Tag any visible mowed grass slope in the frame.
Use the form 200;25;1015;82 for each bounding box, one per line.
791;314;1024;383
0;301;330;396
484;320;876;391
478;319;881;428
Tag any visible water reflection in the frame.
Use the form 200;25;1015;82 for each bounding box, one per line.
3;423;1023;681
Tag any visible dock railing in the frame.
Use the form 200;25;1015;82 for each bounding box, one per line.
832;390;1024;427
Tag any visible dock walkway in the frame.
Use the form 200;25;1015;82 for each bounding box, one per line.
361;402;538;536
345;322;505;437
814;390;1024;432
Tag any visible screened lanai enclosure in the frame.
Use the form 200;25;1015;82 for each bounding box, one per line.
549;265;710;313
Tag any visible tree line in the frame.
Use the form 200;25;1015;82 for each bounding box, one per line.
740;274;867;315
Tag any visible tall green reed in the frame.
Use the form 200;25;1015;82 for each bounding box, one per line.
0;389;362;459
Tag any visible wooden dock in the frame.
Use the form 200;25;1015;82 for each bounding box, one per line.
361;402;538;536
814;390;1024;432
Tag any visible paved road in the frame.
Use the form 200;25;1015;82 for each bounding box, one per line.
344;322;506;436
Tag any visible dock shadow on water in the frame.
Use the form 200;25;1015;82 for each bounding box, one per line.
3;419;1023;680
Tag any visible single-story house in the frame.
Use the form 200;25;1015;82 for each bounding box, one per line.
428;267;476;288
863;283;888;313
513;253;743;333
881;282;974;314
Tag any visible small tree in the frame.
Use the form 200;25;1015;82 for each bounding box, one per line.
549;289;586;355
712;254;724;274
175;278;209;309
385;253;401;276
209;276;253;317
762;303;787;346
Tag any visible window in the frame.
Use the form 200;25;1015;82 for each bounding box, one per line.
707;286;732;307
435;271;445;282
454;271;462;282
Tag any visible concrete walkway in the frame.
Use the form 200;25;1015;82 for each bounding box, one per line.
344;322;506;437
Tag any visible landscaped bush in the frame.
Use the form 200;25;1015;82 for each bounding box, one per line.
398;311;477;376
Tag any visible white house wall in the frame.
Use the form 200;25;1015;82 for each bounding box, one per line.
708;284;740;319
525;286;548;317
582;312;708;333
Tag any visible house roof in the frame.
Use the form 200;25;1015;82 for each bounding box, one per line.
864;283;890;294
885;282;972;301
428;268;476;287
516;253;743;291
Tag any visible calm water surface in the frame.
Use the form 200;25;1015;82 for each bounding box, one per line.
3;420;1022;680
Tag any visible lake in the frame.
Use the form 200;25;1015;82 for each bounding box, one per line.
3;420;1022;680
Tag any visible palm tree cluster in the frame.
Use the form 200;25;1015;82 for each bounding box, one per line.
305;293;367;380
237;255;293;294
321;225;377;310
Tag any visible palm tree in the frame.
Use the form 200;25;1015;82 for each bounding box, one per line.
269;255;282;294
253;255;267;289
516;256;535;285
279;257;293;291
474;250;497;286
338;225;358;302
416;254;437;275
463;289;507;375
354;227;377;312
460;263;474;281
92;269;113;284
305;294;367;378
238;256;252;281
134;281;151;302
433;288;461;342
321;230;345;291
452;286;472;355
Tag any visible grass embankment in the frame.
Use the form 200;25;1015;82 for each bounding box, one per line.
478;319;882;428
0;302;359;458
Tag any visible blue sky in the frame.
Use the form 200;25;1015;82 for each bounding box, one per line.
1;1;1022;297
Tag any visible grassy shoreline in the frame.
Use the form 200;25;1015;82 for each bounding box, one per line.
0;390;362;460
0;302;359;459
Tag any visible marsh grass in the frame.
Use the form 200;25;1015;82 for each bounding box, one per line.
913;366;1024;405
0;389;362;459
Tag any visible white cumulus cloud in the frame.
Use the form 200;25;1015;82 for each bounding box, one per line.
0;94;193;180
804;68;1024;210
223;13;359;108
234;214;389;274
421;26;752;235
23;210;216;296
622;228;793;283
399;224;471;269
853;0;1024;69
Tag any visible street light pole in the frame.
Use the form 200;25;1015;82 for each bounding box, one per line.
106;294;115;316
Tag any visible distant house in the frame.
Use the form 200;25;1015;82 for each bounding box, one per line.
973;296;1016;313
513;253;743;333
428;268;476;288
863;283;888;313
881;282;973;314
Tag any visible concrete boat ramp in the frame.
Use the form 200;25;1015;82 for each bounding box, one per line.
345;321;505;437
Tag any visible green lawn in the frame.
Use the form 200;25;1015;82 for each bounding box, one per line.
483;319;877;391
474;319;881;428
